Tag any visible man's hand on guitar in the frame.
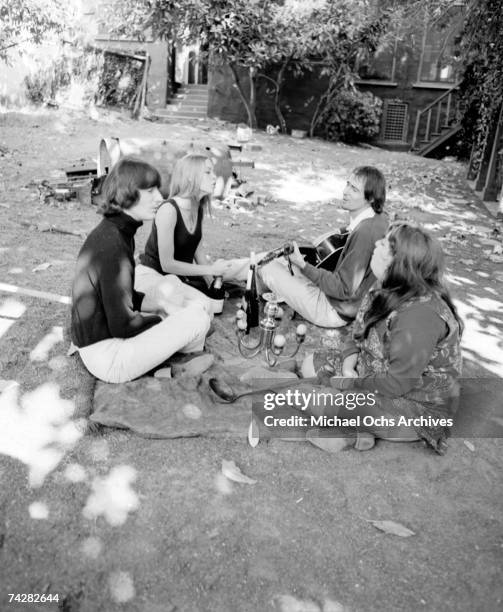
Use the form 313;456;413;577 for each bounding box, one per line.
288;241;306;270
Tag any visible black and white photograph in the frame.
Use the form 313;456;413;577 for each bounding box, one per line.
0;0;502;610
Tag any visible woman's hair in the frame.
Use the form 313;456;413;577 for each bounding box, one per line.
97;156;161;214
169;153;213;214
353;166;386;213
358;223;463;338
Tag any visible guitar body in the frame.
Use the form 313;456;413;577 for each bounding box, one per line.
299;229;349;271
256;228;349;272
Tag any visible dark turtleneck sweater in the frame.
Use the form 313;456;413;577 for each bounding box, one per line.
71;211;162;348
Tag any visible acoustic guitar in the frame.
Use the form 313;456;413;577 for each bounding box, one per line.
257;228;349;273
299;228;349;271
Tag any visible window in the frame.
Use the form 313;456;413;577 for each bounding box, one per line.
381;101;408;141
357;37;398;82
418;5;464;83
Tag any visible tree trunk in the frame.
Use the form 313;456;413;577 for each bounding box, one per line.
229;63;257;128
248;67;257;129
274;59;289;134
258;59;290;134
309;66;344;138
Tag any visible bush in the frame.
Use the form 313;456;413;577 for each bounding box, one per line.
319;89;383;144
24;47;101;105
24;46;145;109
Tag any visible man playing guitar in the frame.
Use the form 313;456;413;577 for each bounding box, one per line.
259;166;388;328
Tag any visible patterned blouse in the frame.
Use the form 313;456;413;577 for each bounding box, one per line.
314;289;462;452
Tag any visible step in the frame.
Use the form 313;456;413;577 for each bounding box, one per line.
155;109;207;119
179;105;208;113
173;93;208;101
153;114;208;123
161;106;207;115
181;85;209;92
167;101;207;111
177;97;207;103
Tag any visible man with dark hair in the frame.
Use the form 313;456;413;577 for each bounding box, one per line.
260;166;388;327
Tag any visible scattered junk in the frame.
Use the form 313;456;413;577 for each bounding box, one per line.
96;137;256;206
266;125;280;135
236;124;253;143
291;129;307;139
31;135;259;212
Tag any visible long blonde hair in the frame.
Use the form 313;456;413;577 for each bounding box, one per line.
169;153;213;215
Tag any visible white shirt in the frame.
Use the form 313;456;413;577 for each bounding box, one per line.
347;206;375;232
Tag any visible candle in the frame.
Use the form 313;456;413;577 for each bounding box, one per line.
296;324;307;337
273;333;286;348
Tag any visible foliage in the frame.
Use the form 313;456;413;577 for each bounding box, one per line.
318;89;383;144
24;47;101;104
96;53;146;108
108;0;391;131
23;46;145;110
308;2;390;137
0;0;72;62
457;0;503;173
107;0;280;127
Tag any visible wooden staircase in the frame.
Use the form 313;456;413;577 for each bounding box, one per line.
412;83;462;156
154;84;208;122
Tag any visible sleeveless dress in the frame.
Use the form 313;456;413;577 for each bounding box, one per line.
140;199;210;294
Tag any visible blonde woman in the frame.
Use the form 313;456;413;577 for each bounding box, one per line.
136;154;246;315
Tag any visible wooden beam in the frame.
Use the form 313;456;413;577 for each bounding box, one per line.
482;103;503;201
475;107;501;191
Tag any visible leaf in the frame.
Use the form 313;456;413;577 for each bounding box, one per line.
32;262;52;272
221;459;256;485
366;519;415;537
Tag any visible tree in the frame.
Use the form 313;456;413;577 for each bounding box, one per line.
303;1;390;137
0;0;70;62
109;0;281;128
109;0;391;130
457;0;503;174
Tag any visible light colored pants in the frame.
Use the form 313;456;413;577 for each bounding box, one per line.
260;260;346;328
78;303;211;383
135;264;212;315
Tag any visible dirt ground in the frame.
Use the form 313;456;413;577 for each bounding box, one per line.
1;107;502;612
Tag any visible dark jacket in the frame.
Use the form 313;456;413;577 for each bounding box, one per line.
71;211;161;348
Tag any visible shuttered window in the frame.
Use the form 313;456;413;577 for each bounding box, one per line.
382;101;408;141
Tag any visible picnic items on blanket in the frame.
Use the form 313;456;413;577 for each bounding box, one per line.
241;252;260;333
206;275;225;314
235;292;307;367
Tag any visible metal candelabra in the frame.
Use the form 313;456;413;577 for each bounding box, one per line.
235;292;307;367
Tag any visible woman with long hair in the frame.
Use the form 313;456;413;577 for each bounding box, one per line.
70;156;211;384
136;153;243;314
300;223;463;454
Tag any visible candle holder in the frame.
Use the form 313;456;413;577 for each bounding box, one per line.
236;292;307;367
